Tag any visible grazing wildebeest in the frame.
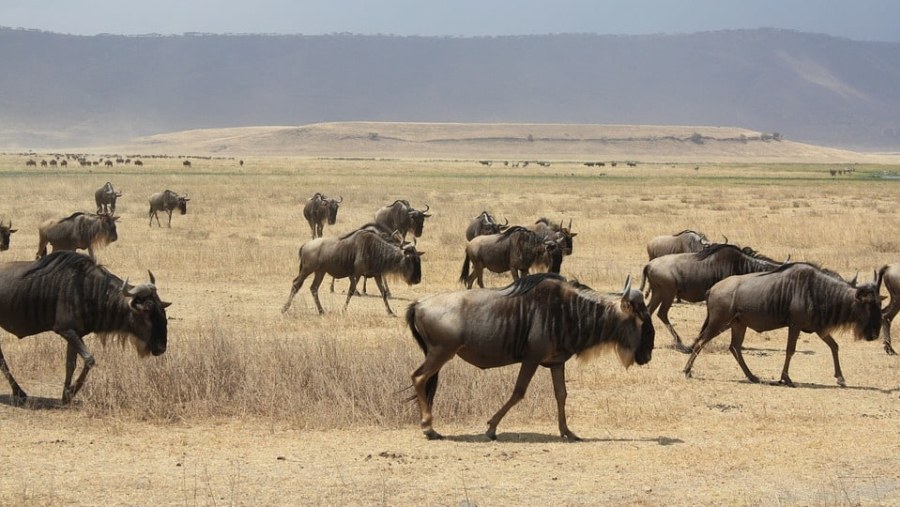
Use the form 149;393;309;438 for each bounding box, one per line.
646;230;710;261
682;263;883;387
0;221;18;251
407;273;654;440
36;212;119;261
465;211;508;241
373;200;431;242
281;228;424;315
0;251;170;404
877;264;900;355
460;226;561;289
302;192;342;239
182;160;191;167
148;190;190;227
94;182;123;215
134;160;143;166
640;243;784;351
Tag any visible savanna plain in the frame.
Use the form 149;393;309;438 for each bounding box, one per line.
0;153;898;506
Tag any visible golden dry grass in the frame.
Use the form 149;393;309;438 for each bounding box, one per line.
0;149;898;506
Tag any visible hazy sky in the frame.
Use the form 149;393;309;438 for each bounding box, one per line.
2;0;898;42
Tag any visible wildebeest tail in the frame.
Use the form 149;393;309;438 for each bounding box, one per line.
405;303;438;406
640;263;650;297
459;252;471;285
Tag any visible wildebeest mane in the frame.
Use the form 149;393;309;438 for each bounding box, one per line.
694;243;778;264
498;272;566;297
674;229;706;239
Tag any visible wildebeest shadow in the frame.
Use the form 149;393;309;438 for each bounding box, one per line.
442;432;684;445
0;394;66;410
777;382;900;394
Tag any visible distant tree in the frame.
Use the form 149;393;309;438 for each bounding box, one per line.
690;132;704;144
527;133;534;143
368;132;380;141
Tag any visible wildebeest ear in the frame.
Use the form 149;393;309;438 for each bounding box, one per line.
569;232;578;237
8;229;16;234
160;301;172;309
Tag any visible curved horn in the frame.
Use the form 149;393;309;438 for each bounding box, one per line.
122;278;137;297
337;195;343;203
422;204;430;213
568;218;572;230
848;271;858;287
502;217;509;226
622;274;633;295
148;270;156;285
722;234;729;245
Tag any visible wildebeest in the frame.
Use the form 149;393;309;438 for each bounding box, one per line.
465;211;508;241
460;226;562;289
877;264;900;355
646;230;710;260
148;190;190;227
282;227;424;315
0;251;170;404
527;218;577;257
302;192;342;239
640;243;784;351
682;263;883;387
182;160;191;167
328;222;403;295
36;212;119;261
407;273;654;440
373;200;431;242
94;182;123;215
0;220;17;251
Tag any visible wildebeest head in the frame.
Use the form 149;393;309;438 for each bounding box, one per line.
407;204;431;238
852;271;884;342
98;213;119;244
0;220;17;251
177;196;190;215
617;275;655;367
121;271;171;357
326;196;342;225
400;244;425;285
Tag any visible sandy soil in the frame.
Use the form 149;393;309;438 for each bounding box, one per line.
1;338;897;506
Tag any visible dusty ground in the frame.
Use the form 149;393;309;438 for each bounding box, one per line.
1;336;898;506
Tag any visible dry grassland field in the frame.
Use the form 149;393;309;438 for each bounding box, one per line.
0;151;898;506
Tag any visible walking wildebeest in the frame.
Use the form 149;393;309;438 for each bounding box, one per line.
465;211;508;241
877;264;900;355
682;263;883;387
0;251;170;404
149;190;190;227
302;192;342;239
640;243;784;352
460;226;561;289
527;218;577;256
328;222;403;295
646;230;710;260
0;221;18;251
36;212;119;261
407;273;654;440
94;182;123;215
373;200;431;242
282;227;424;315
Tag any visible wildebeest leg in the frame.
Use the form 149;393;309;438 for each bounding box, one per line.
655;296;689;352
683;320;727;378
728;324;759;384
57;330;95;403
411;347;458;440
0;343;27;403
816;332;845;387
882;296;900;355
309;272;328;314
486;361;539;440
282;266;313;313
550;364;580;441
166;210;173;228
342;275;359;311
776;327;803;387
373;275;394;315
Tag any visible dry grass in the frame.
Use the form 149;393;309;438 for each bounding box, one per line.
0;151;898;505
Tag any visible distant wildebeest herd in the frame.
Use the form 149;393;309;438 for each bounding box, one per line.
0;177;897;442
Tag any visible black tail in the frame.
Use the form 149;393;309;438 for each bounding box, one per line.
405;303;438;406
459;253;471;285
640;263;650;298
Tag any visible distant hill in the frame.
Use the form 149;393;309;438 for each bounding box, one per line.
93;122;894;163
1;28;899;151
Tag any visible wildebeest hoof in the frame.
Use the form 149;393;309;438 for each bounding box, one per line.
485;429;498;441
683;369;693;379
673;343;693;354
424;429;444;440
885;344;897;356
561;431;582;442
747;375;760;384
836;376;846;387
779;377;795;388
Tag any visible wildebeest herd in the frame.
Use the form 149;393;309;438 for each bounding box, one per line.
0;183;897;442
